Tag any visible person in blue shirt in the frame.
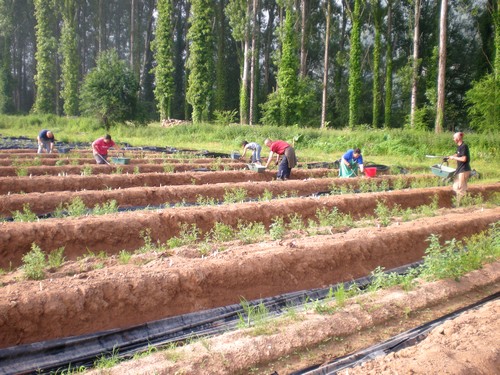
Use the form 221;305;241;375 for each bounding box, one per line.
37;129;55;154
339;148;364;177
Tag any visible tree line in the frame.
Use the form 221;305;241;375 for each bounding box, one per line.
0;0;497;132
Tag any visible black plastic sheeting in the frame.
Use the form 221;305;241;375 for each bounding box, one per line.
290;291;500;375
0;263;421;375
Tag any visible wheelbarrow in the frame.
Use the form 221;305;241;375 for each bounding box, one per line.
430;157;456;185
111;152;131;165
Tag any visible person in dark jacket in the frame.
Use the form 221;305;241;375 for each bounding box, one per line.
448;132;471;206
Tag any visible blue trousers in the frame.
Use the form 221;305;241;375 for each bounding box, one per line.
277;155;291;179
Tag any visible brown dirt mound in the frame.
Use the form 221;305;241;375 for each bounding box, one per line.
0;209;498;348
84;263;500;375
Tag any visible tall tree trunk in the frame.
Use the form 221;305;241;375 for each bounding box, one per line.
262;2;275;97
410;0;421;128
130;0;136;70
435;0;448;133
140;0;155;103
371;0;381;128
240;1;251;125
333;1;348;127
215;0;227;112
384;0;393;128
321;0;331;129
98;0;105;54
249;0;259;125
348;0;362;128
300;0;308;77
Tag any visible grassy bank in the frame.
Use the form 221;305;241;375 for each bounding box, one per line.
0;114;498;180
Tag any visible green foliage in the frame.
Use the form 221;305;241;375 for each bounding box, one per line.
22;243;46;280
287;213;305;231
196;194;218;206
33;0;57;114
259;189;274;201
137;228;169;253
419;226;500;282
80;49;139;129
348;0;362;127
260;5;317;127
465;74;499;132
237;299;270;332
334;283;346;308
371;0;382;128
12;203;38;222
374;200;391;227
16;167;28;177
223;187;248;203
167;223;200;248
66;197;88;217
94;346;120;369
118;250;132;264
152;0;175;120
236;220;266;244
60;0;79;116
209;222;235;242
93;200;118;215
186;0;215;123
214;109;238;125
47;247;65;268
269;216;286;240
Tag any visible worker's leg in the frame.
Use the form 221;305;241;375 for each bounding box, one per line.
452;171;470;206
277;156;291;180
94;153;106;164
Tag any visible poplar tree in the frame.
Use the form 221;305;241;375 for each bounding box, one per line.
187;0;215;123
153;0;175;120
371;0;382;128
347;0;362;128
435;0;448;133
226;0;250;124
60;0;79;116
384;0;393;128
0;0;13;113
33;0;57;114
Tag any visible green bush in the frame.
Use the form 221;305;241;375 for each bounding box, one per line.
80;49;139;129
22;243;47;280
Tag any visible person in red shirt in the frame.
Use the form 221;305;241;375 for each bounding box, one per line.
92;134;120;164
264;138;297;180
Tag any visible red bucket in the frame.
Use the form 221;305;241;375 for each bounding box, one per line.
364;167;377;178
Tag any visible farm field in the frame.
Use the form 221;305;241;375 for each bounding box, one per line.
0;144;498;374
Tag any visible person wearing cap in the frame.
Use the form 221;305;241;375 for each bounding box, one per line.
241;140;262;164
264;138;297;180
339;148;364;177
92;134;120;164
37;129;55;154
448;132;471;205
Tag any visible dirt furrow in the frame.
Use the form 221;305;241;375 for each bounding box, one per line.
0;169;330;194
0;210;497;348
1;185;499;269
0;175;421;216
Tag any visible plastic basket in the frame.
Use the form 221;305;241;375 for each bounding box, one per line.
364;167;377;177
247;163;266;173
230;151;240;160
111;157;130;165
